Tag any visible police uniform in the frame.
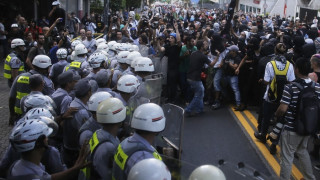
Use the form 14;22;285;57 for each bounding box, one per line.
78;116;102;146
112;68;125;86
49;59;68;88
63;79;92;167
4;51;24;87
64;60;90;77
51;71;80;115
8;159;51;179
80;129;120;180
9;70;37;116
112;133;162;180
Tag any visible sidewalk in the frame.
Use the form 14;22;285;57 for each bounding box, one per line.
0;60;13;158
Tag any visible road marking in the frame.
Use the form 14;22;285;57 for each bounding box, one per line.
230;107;304;180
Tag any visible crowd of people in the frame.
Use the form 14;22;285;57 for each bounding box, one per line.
0;0;320;179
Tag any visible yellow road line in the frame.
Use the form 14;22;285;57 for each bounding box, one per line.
242;110;304;180
230;107;281;176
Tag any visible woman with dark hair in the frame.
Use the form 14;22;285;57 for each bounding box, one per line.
25;19;43;41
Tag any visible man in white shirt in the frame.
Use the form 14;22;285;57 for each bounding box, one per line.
82;30;96;56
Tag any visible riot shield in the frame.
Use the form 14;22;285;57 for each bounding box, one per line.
150;56;162;74
118;95;150;140
135;73;163;105
155;103;184;160
160;56;168;85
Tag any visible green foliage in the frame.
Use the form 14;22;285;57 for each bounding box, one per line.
90;0;104;14
109;0;124;11
126;0;141;9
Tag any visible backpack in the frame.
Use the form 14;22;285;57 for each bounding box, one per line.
292;81;320;135
268;60;290;103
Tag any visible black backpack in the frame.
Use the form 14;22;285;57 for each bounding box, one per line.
292;81;320;135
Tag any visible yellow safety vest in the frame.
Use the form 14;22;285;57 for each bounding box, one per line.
80;131;112;180
14;74;31;114
114;144;162;171
4;53;24;80
269;60;290;100
65;61;82;71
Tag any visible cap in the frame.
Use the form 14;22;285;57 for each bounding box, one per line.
170;33;176;39
227;45;239;52
96;69;110;87
58;71;76;86
52;1;60;6
74;79;91;97
11;24;18;28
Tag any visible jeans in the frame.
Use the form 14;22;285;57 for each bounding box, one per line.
224;76;241;105
213;68;223;92
185;80;204;113
280;130;315;180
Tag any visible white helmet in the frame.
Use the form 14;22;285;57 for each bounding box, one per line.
131;45;139;52
188;165;226;180
131;103;166;132
88;92;113;112
96;38;107;47
116;43;131;51
131;56;141;69
56;48;68;59
71;40;83;50
135;57;154;72
10;120;52;152
108;41;117;51
11;38;25;48
97;43;109;55
128;158;171;180
28;116;59;137
25;107;54;120
112;43;121;51
88;52;106;68
96;98;126;124
23;94;54;114
75;44;88;56
32;55;52;68
127;51;141;65
117;74;140;93
129;11;135;17
116;51;130;63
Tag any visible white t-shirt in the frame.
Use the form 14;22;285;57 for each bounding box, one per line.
263;60;296;101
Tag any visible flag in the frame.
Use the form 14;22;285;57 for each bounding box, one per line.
284;0;287;16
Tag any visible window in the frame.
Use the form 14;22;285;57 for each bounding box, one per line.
240;4;245;12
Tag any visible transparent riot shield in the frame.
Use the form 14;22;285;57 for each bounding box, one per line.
155;103;184;160
118;95;150;140
160;56;168;85
135;73;163;105
150;56;162;74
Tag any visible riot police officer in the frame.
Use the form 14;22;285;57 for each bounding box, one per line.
4;38;25;87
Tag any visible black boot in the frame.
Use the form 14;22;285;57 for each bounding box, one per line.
254;132;266;144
